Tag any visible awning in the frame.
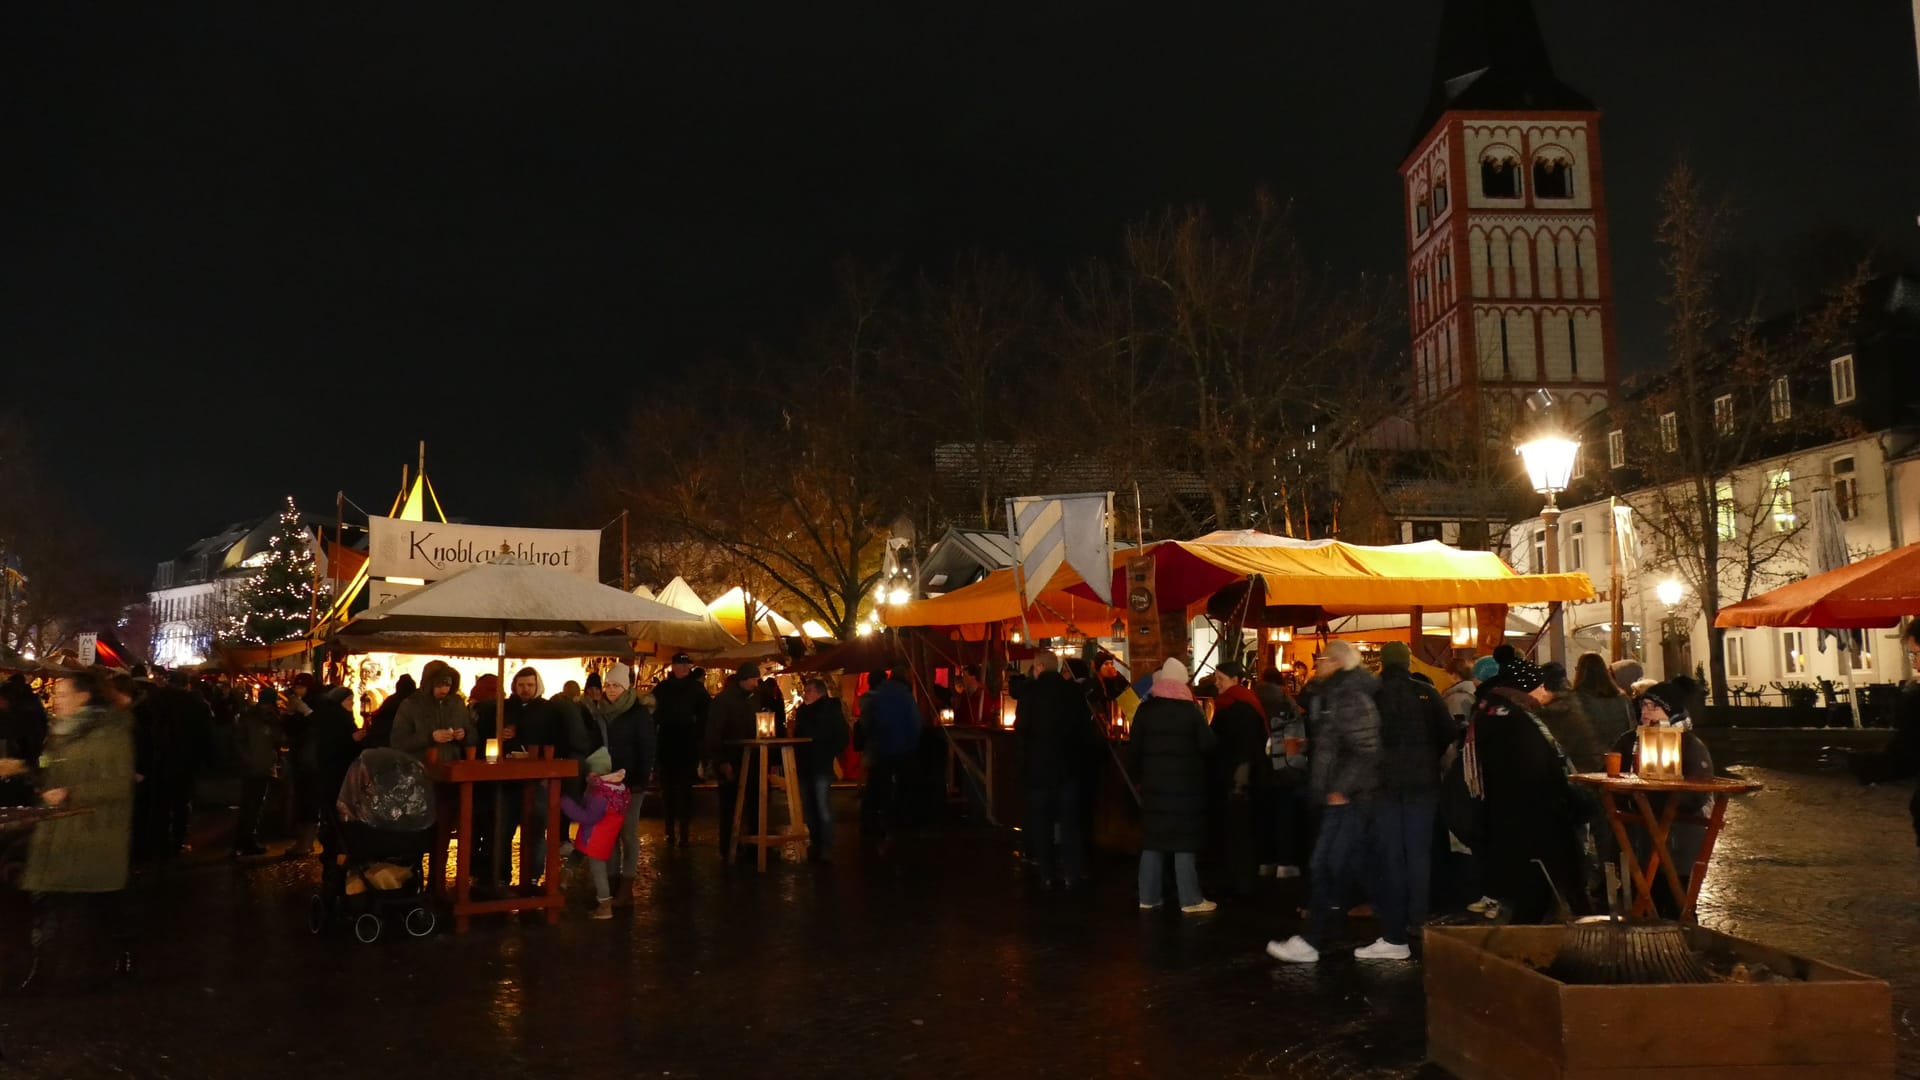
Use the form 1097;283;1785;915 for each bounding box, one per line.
888;560;1125;637
890;532;1593;630
334;631;636;660
1715;541;1920;629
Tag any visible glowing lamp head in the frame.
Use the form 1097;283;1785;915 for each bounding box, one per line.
1516;433;1581;496
887;586;911;606
1655;580;1686;609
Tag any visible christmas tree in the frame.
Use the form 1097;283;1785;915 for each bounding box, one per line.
231;497;326;645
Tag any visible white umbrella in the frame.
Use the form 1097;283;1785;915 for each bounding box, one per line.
1806;489;1863;728
344;554;700;730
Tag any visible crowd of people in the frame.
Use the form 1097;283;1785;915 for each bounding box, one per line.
1;619;1916;989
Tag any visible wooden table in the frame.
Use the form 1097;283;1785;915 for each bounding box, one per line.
941;727;997;824
426;747;578;933
726;737;810;872
1570;773;1763;923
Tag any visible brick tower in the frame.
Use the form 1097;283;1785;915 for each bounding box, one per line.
1401;0;1619;430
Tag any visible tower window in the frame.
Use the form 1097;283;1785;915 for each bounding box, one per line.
1432;181;1448;214
1438;253;1451;283
1480;150;1520;199
1567;317;1578;379
1499;316;1511;375
1532;149;1574;199
1416;202;1430;233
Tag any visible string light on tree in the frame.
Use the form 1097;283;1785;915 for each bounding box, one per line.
231;496;326;645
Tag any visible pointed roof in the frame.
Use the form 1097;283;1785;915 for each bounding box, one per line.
627;577;742;652
1409;0;1594;152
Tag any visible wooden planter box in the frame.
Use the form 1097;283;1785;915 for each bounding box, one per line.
1426;925;1893;1079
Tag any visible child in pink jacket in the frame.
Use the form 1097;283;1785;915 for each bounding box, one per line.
562;747;631;920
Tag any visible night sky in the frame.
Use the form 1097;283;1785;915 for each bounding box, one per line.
4;2;1916;572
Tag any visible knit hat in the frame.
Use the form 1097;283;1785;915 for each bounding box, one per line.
584;747;613;776
1609;659;1644;693
584;672;602;691
671;651;693;664
1324;639;1361;671
1635;682;1687;725
1490;656;1545;694
1471;655;1501;682
1153;658;1190;684
1540;661;1568;691
734;662;761;683
1380;641;1412;669
603;662;632;690
292;673;317;690
1216;660;1246;679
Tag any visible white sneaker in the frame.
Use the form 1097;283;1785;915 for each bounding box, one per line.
1266;936;1319;964
1273;865;1302;879
1180;899;1218;914
1138;902;1161;911
1354;937;1412;961
1466;895;1497;914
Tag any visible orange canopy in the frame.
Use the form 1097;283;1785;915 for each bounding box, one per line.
890;533;1593;631
1715;541;1920;629
888;561;1125;638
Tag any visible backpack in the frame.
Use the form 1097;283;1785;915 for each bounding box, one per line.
1265;701;1309;785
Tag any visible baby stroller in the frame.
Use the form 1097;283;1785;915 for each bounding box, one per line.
308;749;439;943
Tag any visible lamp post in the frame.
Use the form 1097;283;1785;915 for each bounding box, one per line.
1516;428;1581;666
1655;579;1687;679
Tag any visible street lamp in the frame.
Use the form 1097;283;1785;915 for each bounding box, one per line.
1655;579;1686;610
1516;422;1581;666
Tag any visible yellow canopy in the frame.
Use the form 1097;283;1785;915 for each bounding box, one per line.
887;562;1124;637
889;535;1592;629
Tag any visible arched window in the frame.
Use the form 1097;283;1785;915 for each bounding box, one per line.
1416;202;1430;233
1533;147;1573;199
1432;181;1448;215
1480;147;1520;199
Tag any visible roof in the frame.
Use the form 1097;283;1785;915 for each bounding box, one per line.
1409;0;1595;153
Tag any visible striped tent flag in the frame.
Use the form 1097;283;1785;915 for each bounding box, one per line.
1008;492;1113;608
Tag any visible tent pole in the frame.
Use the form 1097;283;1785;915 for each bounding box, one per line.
495;629;507;737
1843;637;1863;729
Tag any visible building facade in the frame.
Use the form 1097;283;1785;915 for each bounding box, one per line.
149;512;329;668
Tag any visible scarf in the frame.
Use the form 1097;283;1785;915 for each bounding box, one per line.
1213;683;1266;720
1149;679;1194;702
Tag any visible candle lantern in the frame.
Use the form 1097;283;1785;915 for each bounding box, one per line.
1449;606;1479;648
1637;726;1684;780
484;738;502;763
999;697;1017;730
755;710;777;739
1265;626;1293;644
939;707;955;726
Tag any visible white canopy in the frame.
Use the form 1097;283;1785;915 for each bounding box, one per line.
627;576;743;652
347;555;699;635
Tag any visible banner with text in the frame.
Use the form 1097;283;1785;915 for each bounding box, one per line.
367;516;601;583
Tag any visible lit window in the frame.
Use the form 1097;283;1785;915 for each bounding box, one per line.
1568;519;1585;571
1833;455;1858;521
1607;429;1625;469
1716;479;1736;540
1411;521;1443;542
1830;354;1856;404
1725;633;1746;680
1713;395;1733;436
1766;469;1795;532
1770;376;1792;422
1571;445;1586;480
1847;628;1874;672
1782;629;1807;675
1659;412;1678;452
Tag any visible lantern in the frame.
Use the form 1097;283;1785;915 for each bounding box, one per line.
484;738;502;764
939;707;955;726
755;710;777;739
999;697;1017;729
1266;626;1293;644
1637;726;1684;781
1449;606;1479;648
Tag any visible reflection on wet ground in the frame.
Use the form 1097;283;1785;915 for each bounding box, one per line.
0;759;1914;1078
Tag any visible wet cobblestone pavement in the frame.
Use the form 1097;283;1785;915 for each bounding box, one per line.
1;754;1915;1079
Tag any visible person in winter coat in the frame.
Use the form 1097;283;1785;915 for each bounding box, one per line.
791;677;849;862
231;687;283;857
1537;673;1606;776
290;686;361;860
1571;652;1635;747
1441;660;1478;726
705;664;763;858
15;669;136;988
0;675;49;807
560;747;630;920
1368;641;1456;954
588;663;654;895
1256;667;1310;877
1208;661;1269;898
495;666;588;886
390;662;475;763
133;672;213;859
858;670;924;854
1613;682;1716;917
1469;656;1586;925
651;653;710;847
1014;650;1098;888
1131;658;1217;913
1268;640;1384;964
363;674;414;750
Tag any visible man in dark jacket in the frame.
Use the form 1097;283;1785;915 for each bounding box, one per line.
651;652;709;847
860;670;924;854
231;687;283;857
498;666;587;886
292;686;360;860
1268;640;1382;964
792;677;849;862
136;672;215;858
1208;661;1269;898
1015;650;1097;888
1368;641;1456;955
705;663;762;858
364;674;413;749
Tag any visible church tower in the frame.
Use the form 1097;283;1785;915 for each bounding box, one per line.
1401;0;1619;428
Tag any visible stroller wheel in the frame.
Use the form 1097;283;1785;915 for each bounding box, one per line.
404;907;437;938
353;912;384;944
307;894;329;935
